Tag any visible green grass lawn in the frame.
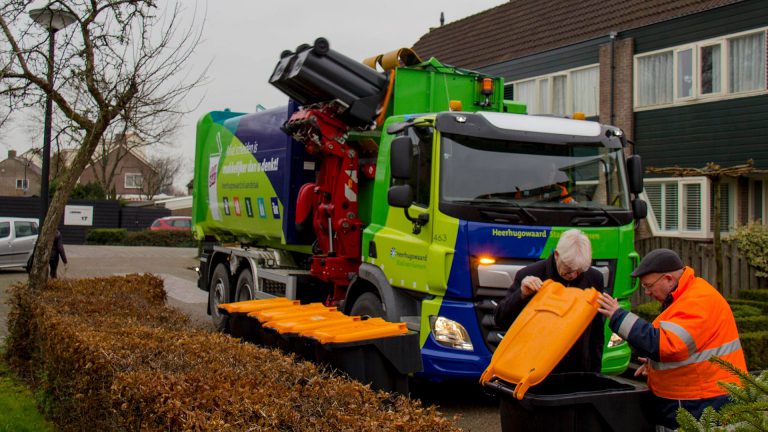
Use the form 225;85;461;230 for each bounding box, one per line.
0;360;53;432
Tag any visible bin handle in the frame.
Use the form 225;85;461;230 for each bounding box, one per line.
512;368;535;400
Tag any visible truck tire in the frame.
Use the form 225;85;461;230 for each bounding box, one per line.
235;269;255;302
350;292;384;319
209;264;231;332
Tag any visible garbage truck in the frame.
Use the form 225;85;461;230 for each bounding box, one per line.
193;38;648;381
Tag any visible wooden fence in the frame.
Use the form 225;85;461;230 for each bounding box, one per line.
633;237;768;305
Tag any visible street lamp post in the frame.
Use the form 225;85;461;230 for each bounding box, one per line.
29;4;77;226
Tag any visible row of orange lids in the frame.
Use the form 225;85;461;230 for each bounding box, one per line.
218;297;408;344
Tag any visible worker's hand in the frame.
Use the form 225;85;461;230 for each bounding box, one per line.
520;276;543;298
634;357;649;378
597;293;620;318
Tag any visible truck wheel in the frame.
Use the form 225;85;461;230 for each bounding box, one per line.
350;292;384;319
209;264;231;332
235;269;255;302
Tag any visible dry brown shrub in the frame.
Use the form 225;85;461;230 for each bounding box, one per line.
5;274;460;431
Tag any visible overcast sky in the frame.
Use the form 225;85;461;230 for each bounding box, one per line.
3;0;506;189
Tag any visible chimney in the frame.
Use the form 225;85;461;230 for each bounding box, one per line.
7;150;16;159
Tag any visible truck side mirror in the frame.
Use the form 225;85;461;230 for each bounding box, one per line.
390;136;413;180
627;155;643;194
388;184;414;208
632;199;648;220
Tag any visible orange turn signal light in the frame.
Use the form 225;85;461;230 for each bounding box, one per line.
449;100;463;111
572;112;586;120
479;257;496;265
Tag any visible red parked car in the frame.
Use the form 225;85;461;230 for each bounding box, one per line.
149;216;192;231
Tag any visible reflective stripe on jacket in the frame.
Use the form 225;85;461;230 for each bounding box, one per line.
612;267;747;400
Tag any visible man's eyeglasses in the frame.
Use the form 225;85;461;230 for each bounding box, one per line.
641;274;666;290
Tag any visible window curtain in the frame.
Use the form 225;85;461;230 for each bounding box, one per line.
637;52;672;106
537;79;549;114
729;32;766;93
571;67;599;116
552;75;567;116
515;80;536;113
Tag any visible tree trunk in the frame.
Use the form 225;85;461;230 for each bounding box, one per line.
713;176;723;292
28;125;109;290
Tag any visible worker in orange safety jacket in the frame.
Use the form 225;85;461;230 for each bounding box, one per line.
596;248;747;430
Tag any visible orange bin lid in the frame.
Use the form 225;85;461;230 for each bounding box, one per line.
479;280;599;400
264;311;361;334
218;297;298;314
248;303;336;324
308;317;408;344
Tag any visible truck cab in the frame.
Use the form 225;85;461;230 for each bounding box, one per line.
347;111;645;379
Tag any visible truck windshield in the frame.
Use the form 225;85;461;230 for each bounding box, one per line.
440;133;630;212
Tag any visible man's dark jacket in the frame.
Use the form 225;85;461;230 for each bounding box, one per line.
493;255;606;373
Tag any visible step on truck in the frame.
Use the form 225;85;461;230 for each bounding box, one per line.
193;38;648;381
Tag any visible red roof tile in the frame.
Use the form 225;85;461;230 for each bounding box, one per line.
412;0;743;69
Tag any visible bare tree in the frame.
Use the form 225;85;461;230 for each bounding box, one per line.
140;153;183;200
0;0;206;289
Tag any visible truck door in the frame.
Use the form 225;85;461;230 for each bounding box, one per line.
382;126;434;294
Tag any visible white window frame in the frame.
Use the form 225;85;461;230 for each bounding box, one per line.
643;176;735;239
634;27;767;110
15;178;28;190
698;41;726;97
674;45;697;102
124;173;143;189
507;64;600;117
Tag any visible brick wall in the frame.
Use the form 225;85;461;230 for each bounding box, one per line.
599;37;634;141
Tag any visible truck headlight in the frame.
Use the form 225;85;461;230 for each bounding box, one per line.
429;316;474;351
608;332;625;348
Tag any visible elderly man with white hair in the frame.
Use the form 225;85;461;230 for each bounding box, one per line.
494;228;606;373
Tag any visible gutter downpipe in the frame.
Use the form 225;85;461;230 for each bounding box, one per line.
609;31;618;126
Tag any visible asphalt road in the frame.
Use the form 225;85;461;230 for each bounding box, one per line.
0;245;501;431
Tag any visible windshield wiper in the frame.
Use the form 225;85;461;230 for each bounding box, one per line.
450;199;537;223
566;205;622;225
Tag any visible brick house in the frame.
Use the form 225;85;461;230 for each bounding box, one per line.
0;150;41;197
79;144;159;201
412;0;767;239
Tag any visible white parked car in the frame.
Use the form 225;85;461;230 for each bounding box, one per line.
0;217;39;271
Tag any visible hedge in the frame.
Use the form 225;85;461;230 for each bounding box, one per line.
739;289;768;303
6;275;458;431
634;301;661;322
86;228;195;247
740;331;768;371
86;228;127;245
736;316;768;334
123;230;196;247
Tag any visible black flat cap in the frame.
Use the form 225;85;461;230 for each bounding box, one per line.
631;248;683;277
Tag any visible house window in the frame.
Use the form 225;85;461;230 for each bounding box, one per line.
637;52;673;106
700;44;722;94
510;64;599;117
635;29;767;109
729;32;766;93
676;48;694;99
15;179;28;190
709;182;733;233
644;177;730;238
645;181;679;231
125;173;143;189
